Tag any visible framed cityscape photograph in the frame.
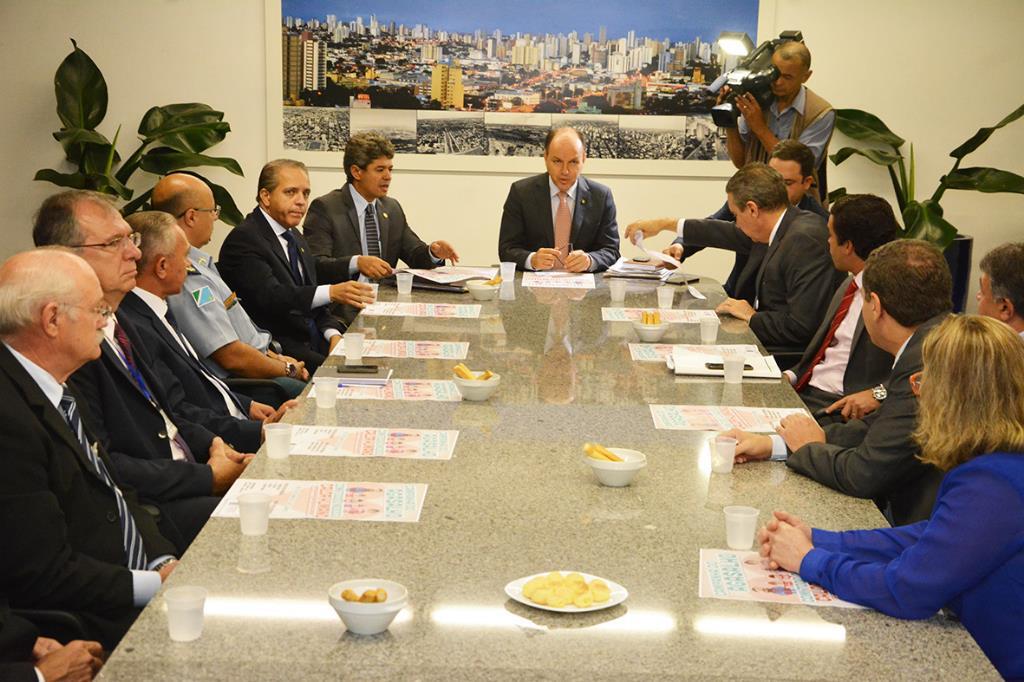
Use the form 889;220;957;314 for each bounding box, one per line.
264;0;765;176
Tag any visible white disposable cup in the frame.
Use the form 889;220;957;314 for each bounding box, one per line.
700;317;720;344
657;286;674;309
366;283;379;303
499;281;515;301
343;332;365;363
264;423;291;460
313;377;339;409
711;436;737;474
723;356;745;384
608;279;627;302
165;586;207;642
395;271;413;295
724;506;760;550
499;261;516;281
237;491;273;536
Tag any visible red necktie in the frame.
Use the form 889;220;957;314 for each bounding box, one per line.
554;192;571;255
794;279;859;392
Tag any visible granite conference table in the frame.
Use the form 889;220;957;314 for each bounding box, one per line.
98;274;996;681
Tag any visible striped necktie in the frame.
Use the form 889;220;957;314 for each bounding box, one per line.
59;389;148;570
364;203;382;258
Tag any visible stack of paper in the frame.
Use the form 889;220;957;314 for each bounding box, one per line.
606;256;671;280
667;345;782;379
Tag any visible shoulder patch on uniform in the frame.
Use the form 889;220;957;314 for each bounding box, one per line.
190;286;215;308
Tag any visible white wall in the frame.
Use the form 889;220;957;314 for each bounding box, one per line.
2;0;1022;310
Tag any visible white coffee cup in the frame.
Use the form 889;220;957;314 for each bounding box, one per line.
165;586;208;642
724;506;760;550
237;491;273;536
264;423;291;460
608;279;627;302
700;317;720;344
343;332;365;363
723;356;745;384
711;436;737;474
313;377;339;409
395;271;413;295
657;286;674;309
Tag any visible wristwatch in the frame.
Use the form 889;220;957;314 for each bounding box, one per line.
872;383;888;401
283;360;297;378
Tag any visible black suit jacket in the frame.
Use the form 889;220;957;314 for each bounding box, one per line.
790;273;894;392
498;173;620;272
304;184;439;284
218;208;342;367
67;316;215;504
0;345;175;647
681;207;840;351
787;314;949;525
0;597;37;680
117;291;261;453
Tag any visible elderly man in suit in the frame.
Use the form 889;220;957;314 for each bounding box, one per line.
0;249;179;648
626;163;839;354
498;127;620;273
304;131;459;288
786;194;898;422
977;241;1024;340
218;159;373;372
726;240;953;526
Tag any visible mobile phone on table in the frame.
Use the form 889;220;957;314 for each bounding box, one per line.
336;364;379;374
705;362;754;371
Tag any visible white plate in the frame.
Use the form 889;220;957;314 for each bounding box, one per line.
504;571;628;613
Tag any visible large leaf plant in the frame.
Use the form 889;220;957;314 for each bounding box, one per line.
35;39;245;225
829;103;1024;249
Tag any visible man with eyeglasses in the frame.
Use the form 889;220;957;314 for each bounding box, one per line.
33;190;253;550
976;242;1024;340
151;173;308;402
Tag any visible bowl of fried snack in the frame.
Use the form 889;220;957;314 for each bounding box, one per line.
583;442;647;487
328;579;408;635
466;276;502;301
632;310;668;342
452;362;500;401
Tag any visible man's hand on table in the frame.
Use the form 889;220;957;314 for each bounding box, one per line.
329;281;374;308
429;240;459;263
531;248;562;270
563;250;591;273
825;388;881;421
357;255;392;279
208;437;253;495
35;638;105;682
720;428;772;463
716;297;755;322
776;414;826;452
758;510;814;572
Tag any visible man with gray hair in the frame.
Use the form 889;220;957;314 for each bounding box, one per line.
218;159;373;372
0;249;178;647
977;241;1024;339
304;131;459;291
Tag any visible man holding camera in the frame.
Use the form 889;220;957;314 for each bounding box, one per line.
723;41;834;198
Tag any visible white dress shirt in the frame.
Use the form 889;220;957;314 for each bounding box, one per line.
527;178;578;270
807;271;865;395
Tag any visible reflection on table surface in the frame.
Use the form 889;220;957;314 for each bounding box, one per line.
97;275;996;681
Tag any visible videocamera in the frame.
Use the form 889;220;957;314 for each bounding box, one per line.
710;30;803;129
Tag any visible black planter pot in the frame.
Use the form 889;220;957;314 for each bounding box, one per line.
944;234;974;313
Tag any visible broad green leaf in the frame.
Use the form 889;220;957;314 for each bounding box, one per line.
54;39;108;130
942;167;1024;194
138;104;229;153
139;148;243;176
902;199;957;249
834;109;905;148
121;188;153;217
52;128;113;167
34;168;90;189
830;146;901;167
138;103;224;136
208;181;244;227
827;187;848;203
949;103;1024;159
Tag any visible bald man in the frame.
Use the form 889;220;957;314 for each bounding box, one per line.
151;174;308;402
498;127;620;273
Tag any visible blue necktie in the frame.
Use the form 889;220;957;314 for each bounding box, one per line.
364;204;382;258
59;389;148;570
164;307;246;415
281;230;323;352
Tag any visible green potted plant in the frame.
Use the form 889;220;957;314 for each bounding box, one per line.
828;104;1024;311
34;39;245;224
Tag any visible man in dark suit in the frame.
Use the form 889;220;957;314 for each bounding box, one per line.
218;159;374;372
498;127;620;273
32;190;251;549
0;250;179;648
727;240;953;525
626;163;839;353
120;211;297;453
304;131;460;288
785;194;898;421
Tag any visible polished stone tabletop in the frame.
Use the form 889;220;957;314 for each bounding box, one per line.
98;275;996;680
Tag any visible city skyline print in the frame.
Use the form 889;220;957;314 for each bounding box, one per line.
280;0;758;160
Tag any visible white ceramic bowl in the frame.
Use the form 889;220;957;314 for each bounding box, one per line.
466;281;499;301
631;320;668;343
328;579;409;636
453;371;501;401
584;448;647;487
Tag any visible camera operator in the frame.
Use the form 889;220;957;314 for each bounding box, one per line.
722;42;834;199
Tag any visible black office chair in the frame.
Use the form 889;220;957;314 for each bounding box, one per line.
14;608;88;643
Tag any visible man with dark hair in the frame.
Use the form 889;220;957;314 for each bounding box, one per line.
498;126;620;272
726;239;953;526
977;242;1024;339
626;163;837;353
304;131;459;290
218;160;372;372
786;194;899;420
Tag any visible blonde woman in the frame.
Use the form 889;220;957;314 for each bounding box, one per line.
758;315;1024;678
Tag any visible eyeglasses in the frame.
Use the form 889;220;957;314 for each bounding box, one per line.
177;205;221;219
63;303;114;321
73;232;142;251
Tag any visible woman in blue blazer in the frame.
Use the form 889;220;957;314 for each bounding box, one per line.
758;314;1024;679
